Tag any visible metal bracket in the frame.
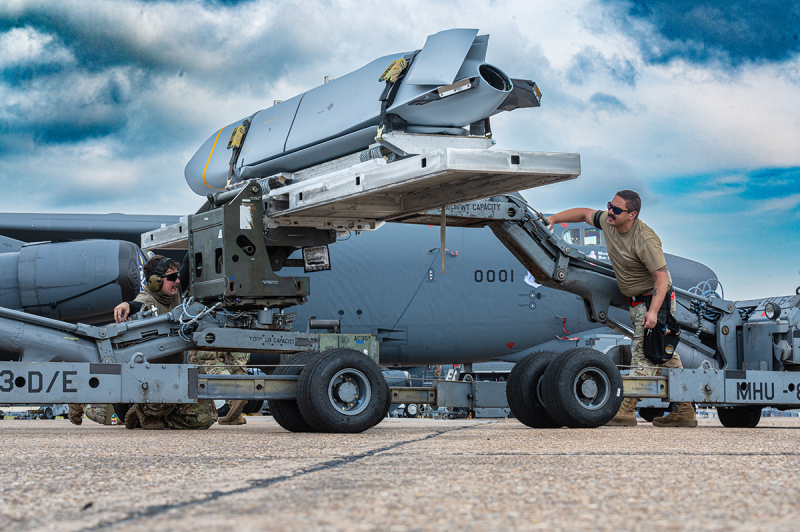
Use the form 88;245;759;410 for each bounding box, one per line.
376;131;495;157
553;251;570;282
96;338;115;364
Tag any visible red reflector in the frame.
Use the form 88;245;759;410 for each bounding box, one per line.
506;342;515;349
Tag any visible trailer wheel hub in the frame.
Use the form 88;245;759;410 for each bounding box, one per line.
334;380;358;403
328;368;371;415
580;379;598;399
572;367;610;411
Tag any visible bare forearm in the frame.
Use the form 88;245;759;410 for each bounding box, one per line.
546;208;595;226
649;269;669;311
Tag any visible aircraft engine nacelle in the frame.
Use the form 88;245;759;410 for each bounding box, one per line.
185;29;540;195
0;240;146;324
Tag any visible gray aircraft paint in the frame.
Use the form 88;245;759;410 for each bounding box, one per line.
286;223;571;367
185;29;519;195
0;240;145;324
0;213;181;244
279;223;715;367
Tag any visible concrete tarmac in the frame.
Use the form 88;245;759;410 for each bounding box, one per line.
1;416;799;531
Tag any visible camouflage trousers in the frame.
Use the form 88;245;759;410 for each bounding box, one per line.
629;293;682;377
187;351;249;411
84;404;111;425
187;350;249;376
140;400;217;429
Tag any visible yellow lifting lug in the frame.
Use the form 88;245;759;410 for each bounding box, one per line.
378;58;407;84
375;124;385;141
227;125;247;150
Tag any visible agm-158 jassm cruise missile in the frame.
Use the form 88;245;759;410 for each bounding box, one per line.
185;28;541;196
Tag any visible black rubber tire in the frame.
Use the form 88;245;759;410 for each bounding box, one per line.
541;348;624;428
216;403;230;418
717;406;762;428
243;400;264;415
506;352;562;428
638;407;667;423
506;355;533;418
44;407;54;419
378;377;391;423
113;403;131;421
269;351;319;432
297;349;389;433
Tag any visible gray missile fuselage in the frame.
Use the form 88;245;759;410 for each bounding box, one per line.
185;29;539;195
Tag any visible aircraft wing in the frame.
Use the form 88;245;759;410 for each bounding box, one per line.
0;213;181;245
0;235;24;253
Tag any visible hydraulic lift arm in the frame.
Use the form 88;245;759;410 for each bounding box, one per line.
487;199;629;331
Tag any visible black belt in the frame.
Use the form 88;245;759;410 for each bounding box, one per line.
628;288;673;309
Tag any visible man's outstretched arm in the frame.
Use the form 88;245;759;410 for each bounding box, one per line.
546;208;596;228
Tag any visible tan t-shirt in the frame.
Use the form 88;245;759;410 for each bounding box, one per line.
593;211;672;297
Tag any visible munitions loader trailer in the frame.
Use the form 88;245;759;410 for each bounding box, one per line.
0;135;581;433
0;135;794;431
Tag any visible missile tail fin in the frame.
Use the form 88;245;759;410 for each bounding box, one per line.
404;28;479;86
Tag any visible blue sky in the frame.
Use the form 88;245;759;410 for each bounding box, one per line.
0;0;798;299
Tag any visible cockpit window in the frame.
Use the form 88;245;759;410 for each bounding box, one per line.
561;228;581;246
584;228;602;246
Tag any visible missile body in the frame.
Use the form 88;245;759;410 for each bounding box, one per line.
185;29;540;195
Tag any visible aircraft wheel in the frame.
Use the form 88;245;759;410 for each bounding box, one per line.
541;348;624;428
297;349;388;433
379;378;391;421
243;400;264;415
113;403;131;421
269;351;319;432
717;406;762;428
506;351;562;428
638;407;666;423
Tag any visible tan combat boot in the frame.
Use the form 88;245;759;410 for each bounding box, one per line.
124;405;141;429
68;404;84;426
652;402;698;427
126;404;167;430
605;398;639;426
140;416;166;430
218;400;247;425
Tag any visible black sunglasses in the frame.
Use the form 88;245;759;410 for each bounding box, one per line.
163;272;180;282
607;202;631;215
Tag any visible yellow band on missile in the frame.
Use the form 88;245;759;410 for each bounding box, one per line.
202;128;226;191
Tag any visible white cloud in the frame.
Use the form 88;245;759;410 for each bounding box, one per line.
0;0;799;300
753;193;800;213
0;26;73;67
